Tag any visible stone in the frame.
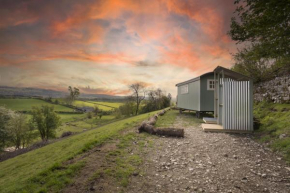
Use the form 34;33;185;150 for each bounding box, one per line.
198;188;204;192
241;177;248;183
279;134;287;139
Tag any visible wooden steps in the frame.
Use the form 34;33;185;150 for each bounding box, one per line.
203;117;217;124
202;124;252;133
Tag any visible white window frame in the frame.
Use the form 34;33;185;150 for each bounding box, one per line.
207;79;215;90
180;84;189;94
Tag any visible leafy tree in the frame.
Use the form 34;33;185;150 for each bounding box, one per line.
54;99;59;104
229;0;290;81
142;89;171;113
98;112;103;119
129;83;146;115
93;106;99;116
30;105;61;141
0;106;12;150
45;97;52;103
7;113;35;149
167;93;172;104
87;112;93;119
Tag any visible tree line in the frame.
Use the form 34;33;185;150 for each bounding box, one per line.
229;0;290;83
116;83;172;117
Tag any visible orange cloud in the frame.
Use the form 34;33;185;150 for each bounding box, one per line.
0;0;237;96
157;32;201;70
202;45;231;60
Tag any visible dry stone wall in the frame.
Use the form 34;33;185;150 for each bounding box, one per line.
254;75;290;103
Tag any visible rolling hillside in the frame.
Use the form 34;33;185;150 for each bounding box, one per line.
0;110;159;193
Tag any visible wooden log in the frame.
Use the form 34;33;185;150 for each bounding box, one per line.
158;110;166;116
138;122;184;138
147;116;157;125
138;123;155;134
154;127;184;137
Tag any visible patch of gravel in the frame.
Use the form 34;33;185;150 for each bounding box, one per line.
127;115;290;193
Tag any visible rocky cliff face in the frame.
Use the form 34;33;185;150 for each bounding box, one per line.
254;75;290;103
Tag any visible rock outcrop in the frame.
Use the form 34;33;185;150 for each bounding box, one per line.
254;75;290;103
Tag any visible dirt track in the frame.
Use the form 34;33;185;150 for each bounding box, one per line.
127;114;290;193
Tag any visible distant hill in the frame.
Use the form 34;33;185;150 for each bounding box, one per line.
0;86;125;100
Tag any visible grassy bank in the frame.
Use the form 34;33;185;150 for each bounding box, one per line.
254;102;290;162
0;110;159;193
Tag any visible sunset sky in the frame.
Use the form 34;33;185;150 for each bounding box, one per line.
0;0;238;96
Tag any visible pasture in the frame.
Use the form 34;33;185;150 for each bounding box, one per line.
89;101;123;108
75;101;114;111
52;99;124;111
0;99;74;112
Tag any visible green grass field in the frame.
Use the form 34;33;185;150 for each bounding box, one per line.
58;114;86;123
254;102;290;162
73;100;117;111
0;99;74;112
73;100;96;108
0;110;160;193
89;101;123;108
52;99;124;111
155;110;203;128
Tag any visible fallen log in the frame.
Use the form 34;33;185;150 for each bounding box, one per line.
158;110;166;116
138;122;155;134
154;127;184;137
145;115;158;126
138;123;184;137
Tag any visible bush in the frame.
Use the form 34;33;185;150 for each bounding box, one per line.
87;112;93;119
119;101;136;116
114;109;122;119
61;131;73;138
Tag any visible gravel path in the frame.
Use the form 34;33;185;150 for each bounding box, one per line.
127;115;290;193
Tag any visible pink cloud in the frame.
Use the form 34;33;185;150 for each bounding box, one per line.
0;0;237;95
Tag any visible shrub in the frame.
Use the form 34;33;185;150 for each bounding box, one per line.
61;131;73;138
261;116;275;127
87;112;93;119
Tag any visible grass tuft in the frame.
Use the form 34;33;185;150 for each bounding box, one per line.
254;102;290;163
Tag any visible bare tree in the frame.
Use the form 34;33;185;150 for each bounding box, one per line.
129;83;146;115
66;86;80;105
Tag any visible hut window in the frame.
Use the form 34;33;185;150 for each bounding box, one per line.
180;84;188;94
207;79;215;90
